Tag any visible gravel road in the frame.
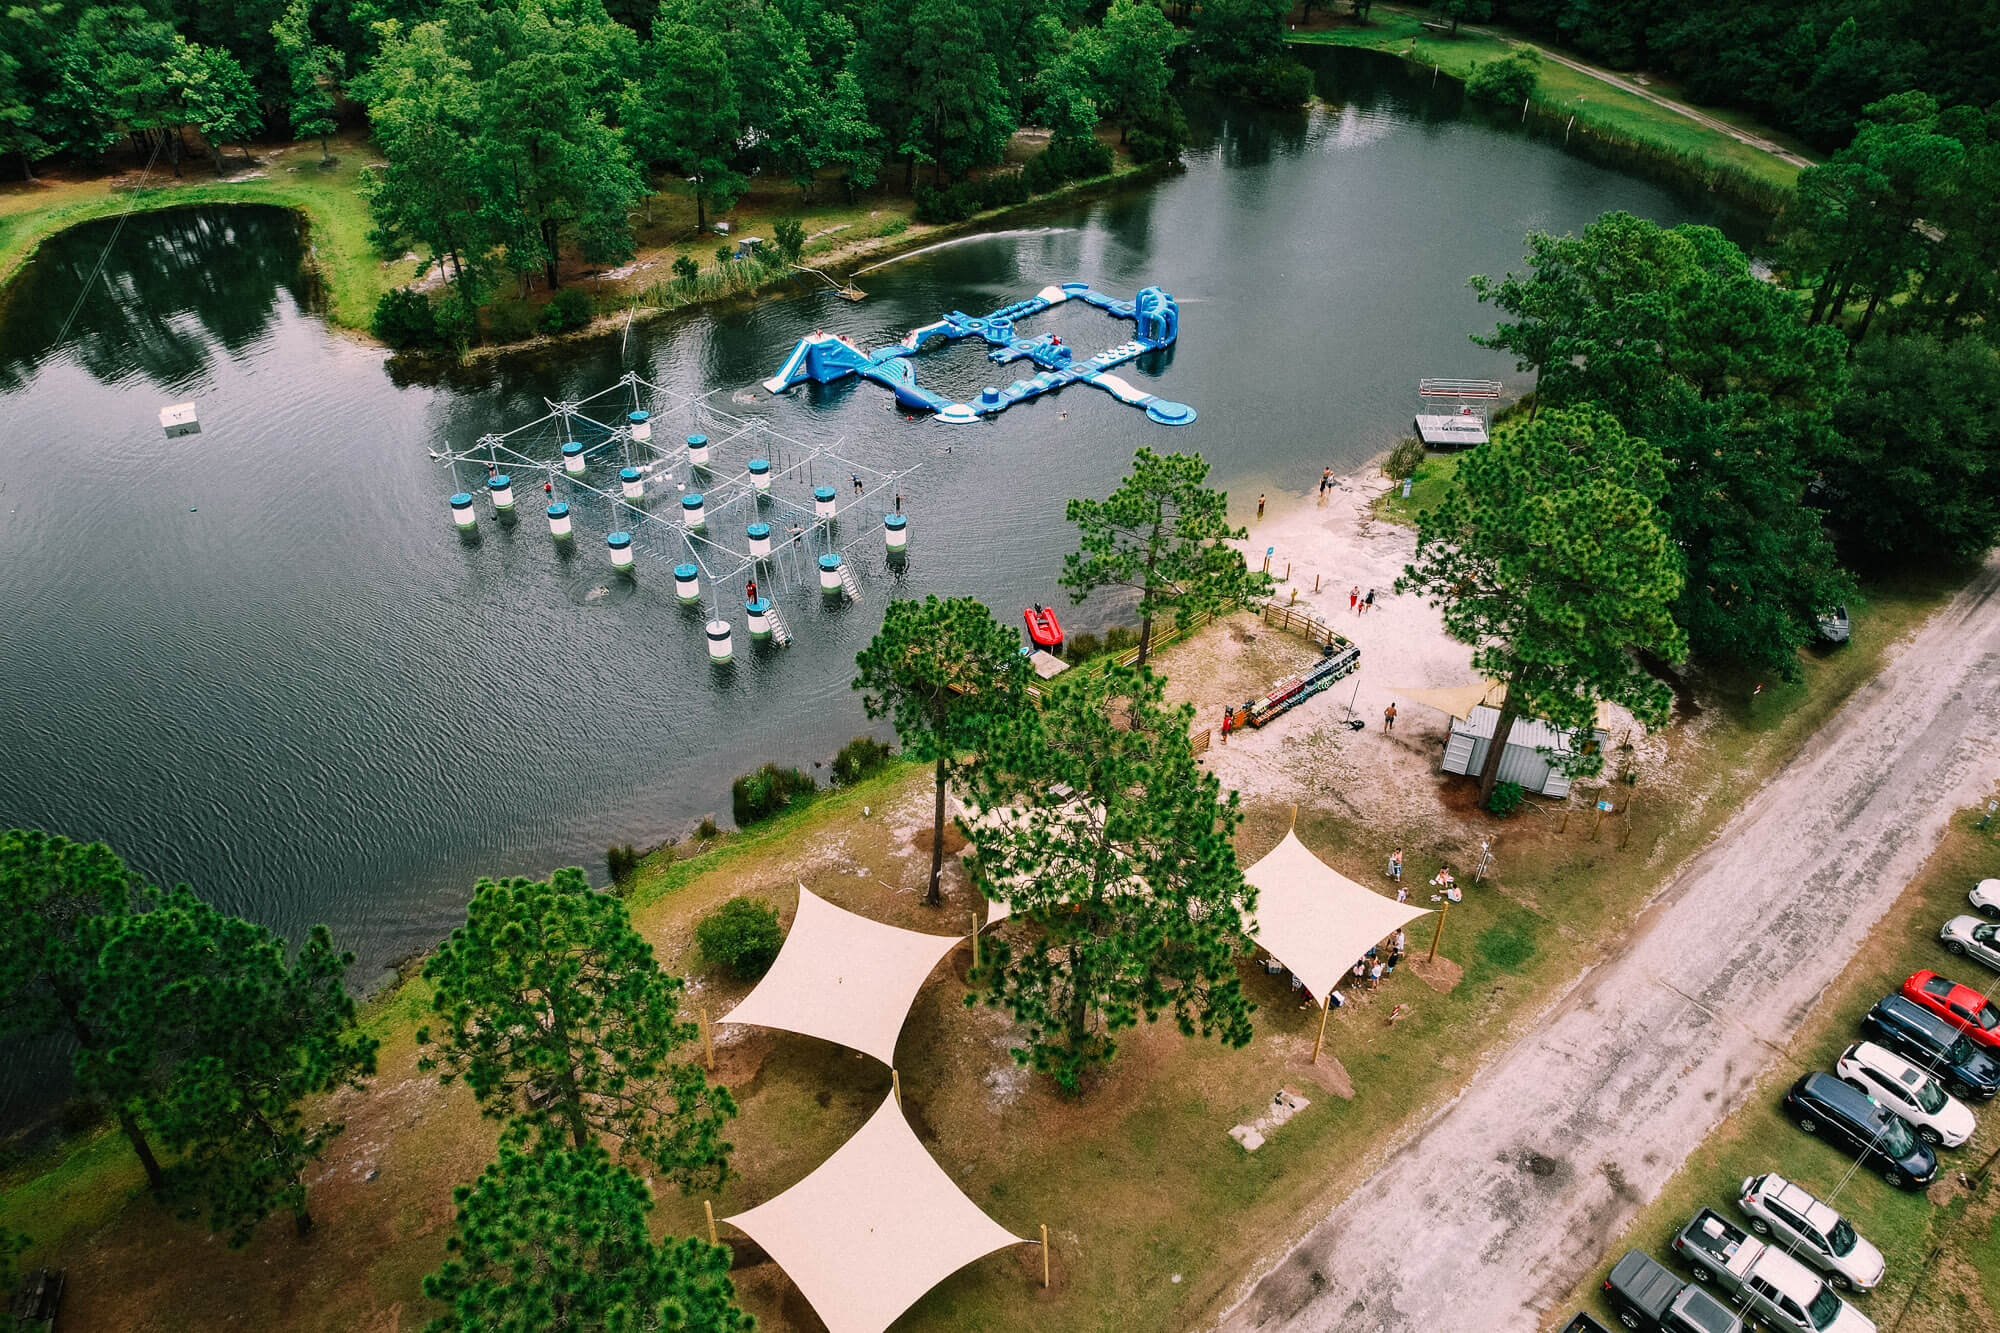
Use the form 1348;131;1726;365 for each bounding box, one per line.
1217;554;2000;1333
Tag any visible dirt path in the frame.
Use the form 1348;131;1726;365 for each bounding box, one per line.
1215;552;2000;1332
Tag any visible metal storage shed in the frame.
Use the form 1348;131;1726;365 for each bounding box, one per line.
1440;704;1605;797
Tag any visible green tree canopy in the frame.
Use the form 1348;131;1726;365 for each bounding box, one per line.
419;867;734;1191
1471;213;1851;677
965;663;1256;1093
0;828;165;1188
625;0;744;231
1076;0;1179;146
853;595;1028;907
1823;334;2000;568
1396;406;1685;800
106;903;378;1244
1061;446;1272;668
424;1128;752;1333
272;0;343;162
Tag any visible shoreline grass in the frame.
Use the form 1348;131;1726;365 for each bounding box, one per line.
1294;14;1803;212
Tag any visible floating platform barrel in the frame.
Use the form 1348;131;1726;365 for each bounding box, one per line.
629;410;652;443
607;530;634;571
819;552;843;594
706;619;733;664
563;441;585;475
450;492;476;529
747;598;772;640
749;458;771;492
686;433;710;468
814;485;837;520
489;474;515;511
675;562;701;605
547;500;572;538
747;523;772;559
620;466;644;501
681;492;705;530
884;512;908;552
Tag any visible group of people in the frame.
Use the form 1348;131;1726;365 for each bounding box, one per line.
1320;925;1410;1011
1348;585;1376;614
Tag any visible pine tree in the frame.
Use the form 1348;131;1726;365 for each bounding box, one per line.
853;596;1028;908
1396;406;1685;801
419;868;734;1191
424;1127;752;1333
1061;447;1272;667
965;663;1256;1093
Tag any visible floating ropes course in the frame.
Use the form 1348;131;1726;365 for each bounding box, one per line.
434;372;918;663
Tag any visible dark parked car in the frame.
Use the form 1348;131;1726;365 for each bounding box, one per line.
1861;994;2000;1100
1781;1072;1937;1190
1563;1316;1615;1333
1603;1250;1744;1333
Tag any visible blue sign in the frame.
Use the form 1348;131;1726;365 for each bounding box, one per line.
1596;799;1614;812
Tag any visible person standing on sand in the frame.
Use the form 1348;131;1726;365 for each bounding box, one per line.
1349;586;1360;612
1220;708;1232;744
1383;701;1397;731
1388;847;1402;881
1363;588;1376;613
1320;467;1331;492
1257;493;1266;518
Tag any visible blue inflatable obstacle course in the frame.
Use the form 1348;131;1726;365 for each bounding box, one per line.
761;282;1195;425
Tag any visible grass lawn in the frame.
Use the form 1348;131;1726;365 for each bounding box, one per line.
0;553;1968;1332
1371;448;1461;525
0;134;415;333
1293;12;1803;206
1550;796;2000;1333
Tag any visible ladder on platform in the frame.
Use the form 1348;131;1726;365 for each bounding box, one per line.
837;562;862;602
766;603;794;647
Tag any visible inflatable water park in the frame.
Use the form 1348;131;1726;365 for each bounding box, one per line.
762;282;1195;425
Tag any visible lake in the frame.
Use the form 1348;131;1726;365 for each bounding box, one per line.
0;49;1755;1119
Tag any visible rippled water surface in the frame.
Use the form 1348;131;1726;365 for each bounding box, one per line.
0;51;1755;1116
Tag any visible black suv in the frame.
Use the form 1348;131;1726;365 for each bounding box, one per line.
1861;993;2000;1100
1782;1071;1938;1190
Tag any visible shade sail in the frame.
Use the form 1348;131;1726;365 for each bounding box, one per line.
1393;678;1617;733
719;883;964;1066
725;1095;1028;1333
1244;831;1431;1004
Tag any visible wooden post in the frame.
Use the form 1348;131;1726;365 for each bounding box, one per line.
1313;573;1321;593
1591;804;1607;840
1041;1224;1050;1288
702;1006;714;1071
1557;807;1570;835
1310;994;1331;1064
704;1199;718;1246
892;1068;902;1106
1619;798;1635;850
1289;803;1298;831
1427;898;1449;964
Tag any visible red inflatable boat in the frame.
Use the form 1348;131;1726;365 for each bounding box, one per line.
1023;605;1064;649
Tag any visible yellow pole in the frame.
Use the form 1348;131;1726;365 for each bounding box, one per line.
1310;994;1331;1064
972;910;980;971
1041;1224;1050;1288
704;1199;718;1246
702;1006;714;1071
1427;898;1449;964
892;1068;902;1106
1289;802;1298;831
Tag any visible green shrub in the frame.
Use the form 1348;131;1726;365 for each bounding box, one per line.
1383;437;1427;481
672;254;700;283
1062;630;1101;662
541;286;594;334
697;815;720;840
485;298;538;343
1467;51;1539;106
832;735;895;786
432;289;477;351
605;842;640;885
1127;103;1190;165
371;286;438;349
1486;780;1525;818
731;762;816;826
771;216;806;262
714;243;734;268
876;216;909;238
1102;625;1140;658
696;897;784;979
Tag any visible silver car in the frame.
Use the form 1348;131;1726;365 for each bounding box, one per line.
1737;1173;1885;1292
1940;914;2000;976
1969;878;2000;921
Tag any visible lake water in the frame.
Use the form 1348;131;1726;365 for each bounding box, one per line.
0;50;1755;1118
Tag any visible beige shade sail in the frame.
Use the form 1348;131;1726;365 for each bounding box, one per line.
719;883;964;1066
1245;831;1432;1004
724;1095;1029;1333
1392;678;1618;733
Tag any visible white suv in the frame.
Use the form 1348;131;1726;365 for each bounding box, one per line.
1737;1173;1884;1293
1836;1041;1975;1147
